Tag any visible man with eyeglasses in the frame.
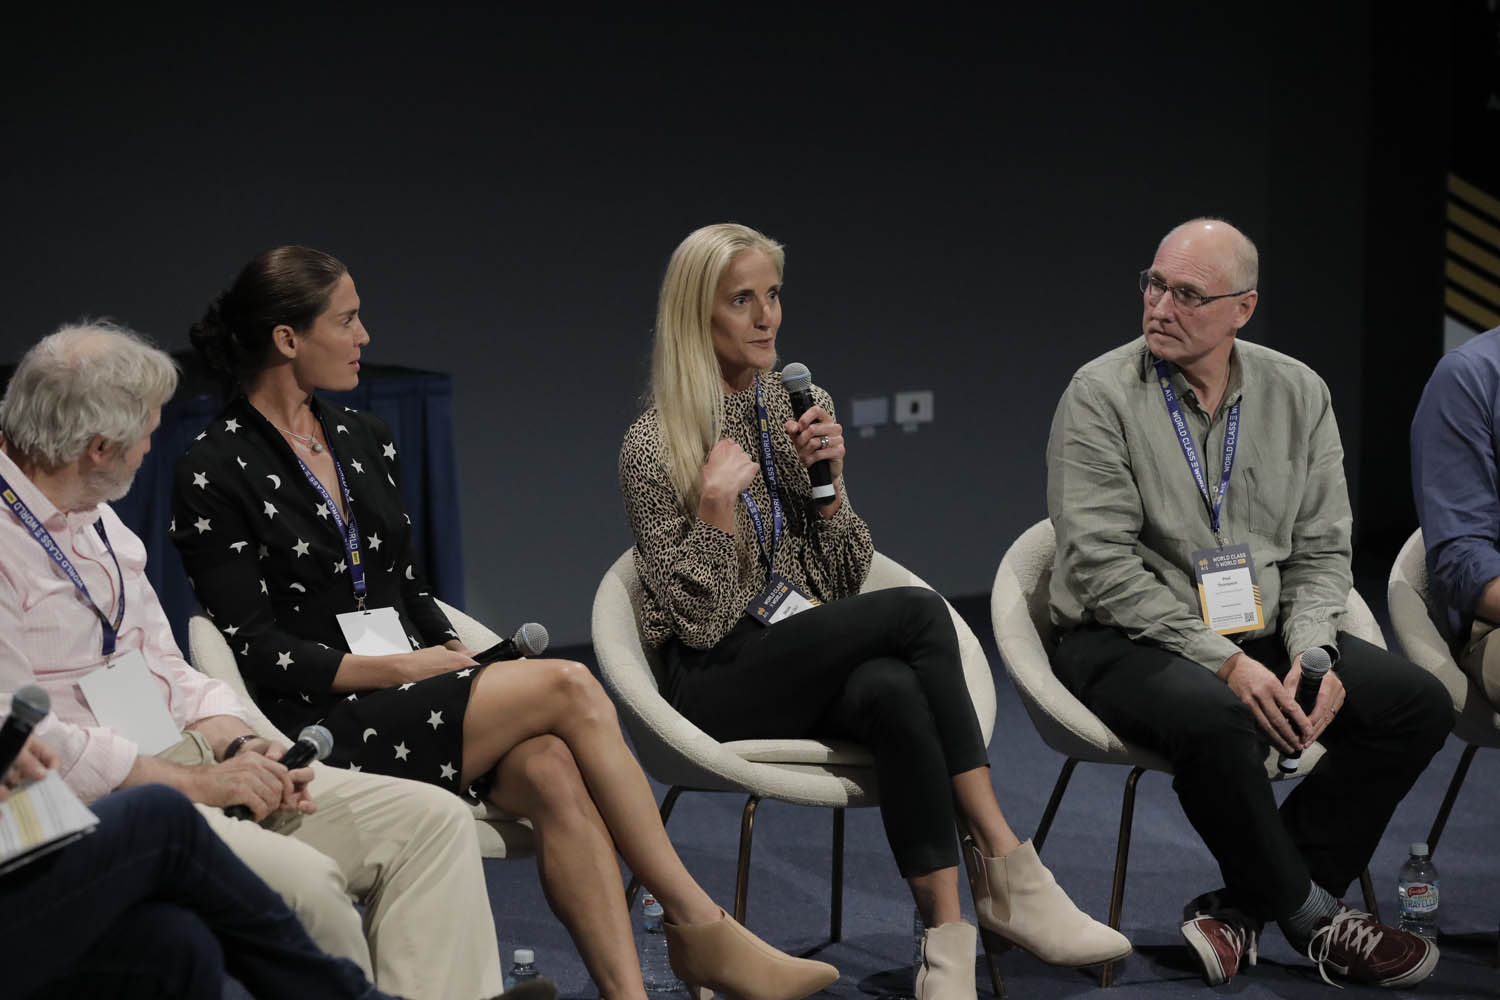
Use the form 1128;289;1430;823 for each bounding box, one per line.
1045;218;1450;988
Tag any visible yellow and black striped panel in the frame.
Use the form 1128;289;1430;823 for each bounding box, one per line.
1446;173;1500;331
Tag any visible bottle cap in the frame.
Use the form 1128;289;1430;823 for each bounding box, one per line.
1411;842;1429;857
513;948;535;964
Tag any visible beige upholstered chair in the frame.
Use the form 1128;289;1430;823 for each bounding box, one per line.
591;549;1004;992
186;599;535;859
992;519;1380;987
1387;529;1500;857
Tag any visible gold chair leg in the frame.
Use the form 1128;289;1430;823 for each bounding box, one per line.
734;795;761;925
830;808;845;942
1033;757;1080;856
1427;742;1480;855
1100;766;1146;989
626;784;685;910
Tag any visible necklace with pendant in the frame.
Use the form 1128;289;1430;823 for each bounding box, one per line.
271;420;324;454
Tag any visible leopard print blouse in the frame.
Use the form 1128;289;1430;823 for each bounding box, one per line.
619;371;874;650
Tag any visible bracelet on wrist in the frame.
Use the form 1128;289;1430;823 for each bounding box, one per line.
223;734;258;760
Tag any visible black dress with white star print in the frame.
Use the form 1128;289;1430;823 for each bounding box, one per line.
171;395;480;797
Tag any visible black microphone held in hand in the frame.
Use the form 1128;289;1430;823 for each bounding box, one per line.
0;685;51;778
225;724;334;821
1276;647;1333;774
780;362;837;506
475;622;550;665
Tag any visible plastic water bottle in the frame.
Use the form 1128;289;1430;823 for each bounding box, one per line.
504;948;539;992
639;892;678;992
1397;842;1440;938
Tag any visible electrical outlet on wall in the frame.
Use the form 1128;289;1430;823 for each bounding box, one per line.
851;396;890;438
894;390;934;431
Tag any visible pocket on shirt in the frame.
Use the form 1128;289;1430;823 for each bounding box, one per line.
1246;461;1296;540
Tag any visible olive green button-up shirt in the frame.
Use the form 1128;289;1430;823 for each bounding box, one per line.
1046;336;1352;671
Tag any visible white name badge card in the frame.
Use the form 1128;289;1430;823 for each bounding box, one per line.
336;607;412;656
77;650;182;756
1191;543;1266;635
746;573;821;626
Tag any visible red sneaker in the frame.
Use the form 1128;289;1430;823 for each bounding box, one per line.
1181;913;1258;986
1307;904;1439;988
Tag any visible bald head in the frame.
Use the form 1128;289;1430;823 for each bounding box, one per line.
1158;218;1259;293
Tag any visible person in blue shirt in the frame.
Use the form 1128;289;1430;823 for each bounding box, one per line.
1411;325;1500;705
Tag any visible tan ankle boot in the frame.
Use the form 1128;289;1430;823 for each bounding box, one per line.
662;908;839;1000
966;840;1131;967
915;922;978;1000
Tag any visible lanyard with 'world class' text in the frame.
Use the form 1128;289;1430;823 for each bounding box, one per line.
739;375;785;573
1153;358;1240;541
289;417;369;609
0;474;125;654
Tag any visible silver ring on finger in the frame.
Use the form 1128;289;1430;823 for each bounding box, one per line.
819;436;829;450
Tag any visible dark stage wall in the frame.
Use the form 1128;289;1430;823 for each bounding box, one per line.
0;6;1446;644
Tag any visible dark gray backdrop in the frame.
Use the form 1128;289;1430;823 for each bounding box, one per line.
0;6;1447;644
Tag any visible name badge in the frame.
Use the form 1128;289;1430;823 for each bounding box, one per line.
746;573;821;626
336;607;411;656
1191;543;1266;635
77;649;182;755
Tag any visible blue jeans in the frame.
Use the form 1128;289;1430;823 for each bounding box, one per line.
0;783;392;1000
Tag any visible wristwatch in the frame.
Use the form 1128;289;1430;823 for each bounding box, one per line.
223;734;258;760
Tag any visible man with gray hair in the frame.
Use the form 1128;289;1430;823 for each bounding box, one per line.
0;321;504;1000
1045;219;1450;988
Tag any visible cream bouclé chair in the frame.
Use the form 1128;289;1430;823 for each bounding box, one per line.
592;549;1011;995
187;599;535;859
1387;529;1500;858
992;519;1380;987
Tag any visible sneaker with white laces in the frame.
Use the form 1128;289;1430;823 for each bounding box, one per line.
1306;904;1439;988
1181;913;1258;986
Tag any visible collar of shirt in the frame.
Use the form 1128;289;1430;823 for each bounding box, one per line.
0;446;105;533
1136;340;1250;419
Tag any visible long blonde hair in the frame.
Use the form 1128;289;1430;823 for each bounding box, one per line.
650;223;785;512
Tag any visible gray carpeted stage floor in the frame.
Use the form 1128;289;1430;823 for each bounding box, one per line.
483;579;1500;1000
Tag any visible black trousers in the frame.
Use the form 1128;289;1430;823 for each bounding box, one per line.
663;587;990;878
1054;626;1452;924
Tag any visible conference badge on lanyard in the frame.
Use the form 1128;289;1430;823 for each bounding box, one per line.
747;572;822;625
1190;543;1265;635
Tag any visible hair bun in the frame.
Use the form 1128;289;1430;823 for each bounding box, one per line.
189;291;239;388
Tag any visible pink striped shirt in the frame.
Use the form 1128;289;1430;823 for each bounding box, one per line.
0;447;246;801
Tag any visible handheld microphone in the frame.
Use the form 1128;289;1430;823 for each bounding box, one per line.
1276;647;1333;774
780;362;837;506
0;685;50;778
476;622;549;665
225;724;333;821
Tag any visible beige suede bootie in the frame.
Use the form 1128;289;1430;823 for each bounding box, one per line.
663;908;839;1000
966;840;1132;967
915;922;978;1000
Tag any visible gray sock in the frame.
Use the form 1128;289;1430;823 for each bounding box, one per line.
1280;883;1341;943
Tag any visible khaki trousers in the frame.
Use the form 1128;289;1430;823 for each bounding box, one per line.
1461;622;1500;707
162;733;502;999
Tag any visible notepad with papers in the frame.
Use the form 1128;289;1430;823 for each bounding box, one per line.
0;772;99;876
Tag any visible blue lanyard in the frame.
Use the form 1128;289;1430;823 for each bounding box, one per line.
739;376;785;568
0;475;125;655
1153;359;1240;538
288;415;367;608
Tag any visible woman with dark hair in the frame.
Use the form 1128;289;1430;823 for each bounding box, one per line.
171;246;838;1000
618;223;1132;1000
